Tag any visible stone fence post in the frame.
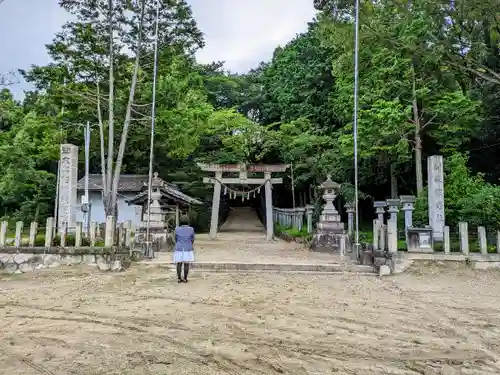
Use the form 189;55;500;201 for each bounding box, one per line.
387;219;398;253
295;207;305;231
305;205;313;233
89;221;97;247
345;202;354;237
478;226;487;255
75;221;83;247
105;216;115;247
124;220;132;248
45;217;54;248
379;224;386;251
373;219;380;250
15;221;23;248
0;221;8;247
458;222;468;255
29;222;38;247
444;226;450;254
60;222;67;247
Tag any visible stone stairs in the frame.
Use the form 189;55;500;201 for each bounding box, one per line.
144;206;377;275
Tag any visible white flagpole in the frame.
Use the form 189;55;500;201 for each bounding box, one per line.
145;0;160;258
353;0;361;259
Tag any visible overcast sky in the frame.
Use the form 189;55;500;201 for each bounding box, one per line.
0;0;317;98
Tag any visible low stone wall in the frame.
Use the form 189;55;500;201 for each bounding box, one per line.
0;247;136;275
373;251;500;276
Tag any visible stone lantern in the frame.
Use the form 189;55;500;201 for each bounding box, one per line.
311;175;346;253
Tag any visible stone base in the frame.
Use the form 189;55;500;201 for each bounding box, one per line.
0;252;130;274
135;221;173;252
310;231;346;253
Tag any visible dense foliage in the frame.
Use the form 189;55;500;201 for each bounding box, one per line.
1;0;499;227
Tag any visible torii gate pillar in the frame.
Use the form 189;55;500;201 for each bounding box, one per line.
198;163;290;240
209;171;222;239
264;172;273;240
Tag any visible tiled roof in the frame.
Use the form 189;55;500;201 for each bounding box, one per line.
125;187;203;206
76;174;148;192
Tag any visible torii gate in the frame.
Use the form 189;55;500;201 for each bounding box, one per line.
198;163;290;240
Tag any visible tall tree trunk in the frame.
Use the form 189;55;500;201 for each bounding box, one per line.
390;162;398;198
110;0;146;213
96;78;107;195
105;0;115;216
412;63;424;194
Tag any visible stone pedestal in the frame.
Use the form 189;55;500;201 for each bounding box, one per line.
407;227;433;252
311;175;345;253
138;177;169;252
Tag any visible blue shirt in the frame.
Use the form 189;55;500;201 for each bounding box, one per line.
174;225;195;252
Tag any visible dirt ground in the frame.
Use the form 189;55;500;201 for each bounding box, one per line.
1;263;500;375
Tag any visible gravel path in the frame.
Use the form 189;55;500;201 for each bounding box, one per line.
1;262;500;374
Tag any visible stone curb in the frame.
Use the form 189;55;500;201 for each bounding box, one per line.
141;261;376;274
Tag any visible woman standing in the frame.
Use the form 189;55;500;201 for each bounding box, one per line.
173;216;195;283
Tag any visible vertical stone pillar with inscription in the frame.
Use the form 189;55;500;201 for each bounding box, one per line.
58;144;79;234
427;155;445;241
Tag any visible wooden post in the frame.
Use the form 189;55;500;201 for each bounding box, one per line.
209;171;222;239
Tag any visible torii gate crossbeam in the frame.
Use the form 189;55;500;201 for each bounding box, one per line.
198;163;290;240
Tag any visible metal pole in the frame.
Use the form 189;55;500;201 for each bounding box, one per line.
145;0;160;258
353;0;361;260
84;121;91;236
290;162;296;210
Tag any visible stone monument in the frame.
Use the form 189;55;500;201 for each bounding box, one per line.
427;155;445;241
139;173;168;252
310;175;346;253
57;144;78;233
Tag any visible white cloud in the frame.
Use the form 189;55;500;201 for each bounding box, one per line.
0;0;316;96
190;0;316;72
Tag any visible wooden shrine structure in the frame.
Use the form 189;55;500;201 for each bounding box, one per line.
198;163;290;240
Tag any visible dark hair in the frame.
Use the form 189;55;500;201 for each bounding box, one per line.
179;215;190;226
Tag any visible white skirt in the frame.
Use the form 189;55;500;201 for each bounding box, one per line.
173;250;194;263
